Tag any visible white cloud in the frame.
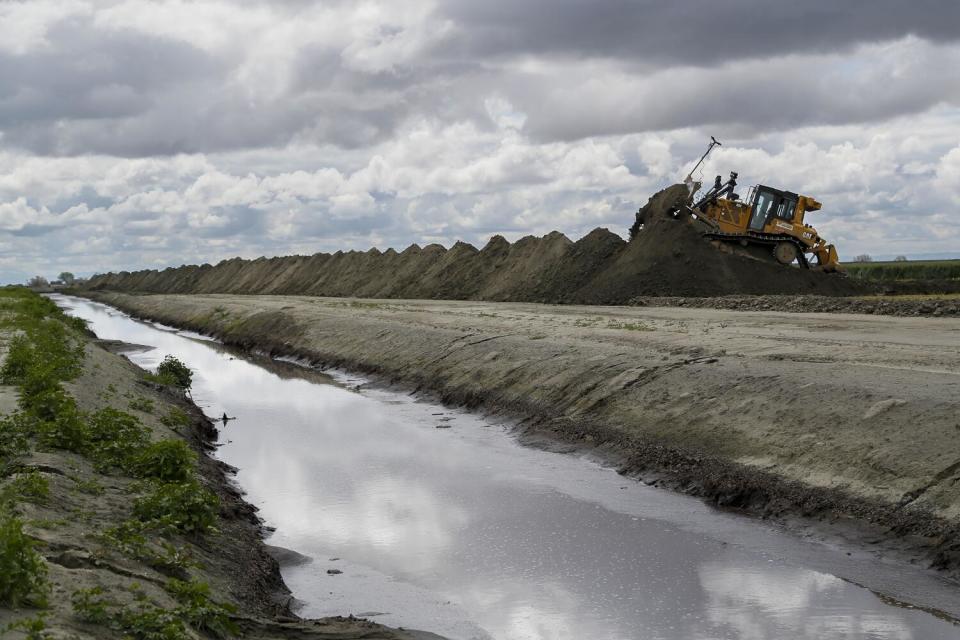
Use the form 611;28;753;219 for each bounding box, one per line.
934;146;960;203
0;0;91;55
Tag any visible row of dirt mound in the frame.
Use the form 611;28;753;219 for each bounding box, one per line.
86;185;868;301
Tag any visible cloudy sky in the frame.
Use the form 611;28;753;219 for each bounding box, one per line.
2;0;959;283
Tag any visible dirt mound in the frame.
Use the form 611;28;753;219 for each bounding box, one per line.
576;185;864;301
86;184;867;301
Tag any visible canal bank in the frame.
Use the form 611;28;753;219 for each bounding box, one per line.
0;289;441;640
79;292;960;585
55;294;960;638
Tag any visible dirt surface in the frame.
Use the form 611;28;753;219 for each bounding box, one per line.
85;292;960;581
0;309;443;639
84;185;866;302
630;294;960;317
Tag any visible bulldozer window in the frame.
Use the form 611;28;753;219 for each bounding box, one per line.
775;198;796;221
750;190;775;230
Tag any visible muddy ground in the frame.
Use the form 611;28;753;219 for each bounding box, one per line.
84;292;960;581
85;186;868;302
0;306;443;639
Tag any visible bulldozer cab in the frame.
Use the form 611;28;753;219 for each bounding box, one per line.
749;185;798;231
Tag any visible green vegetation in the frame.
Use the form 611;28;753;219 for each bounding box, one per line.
0;512;49;608
101;523;199;576
1;471;51;506
0;413;30;461
607;321;654;331
133;440;197;483
843;259;960;282
0;288;226;637
129;396;156;414
132;479;219;536
86;407;150;472
165;578;238;638
159;407;190;429
73;477;105;496
154;355;193;390
3;613;49;639
71;579;236;640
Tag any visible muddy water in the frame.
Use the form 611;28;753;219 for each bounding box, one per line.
56;296;960;640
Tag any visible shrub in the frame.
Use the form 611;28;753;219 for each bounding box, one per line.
0;413;30;461
102;523;198;577
134;441;196;482
155;356;193;391
71;586;113;624
115;603;190;640
33;396;88;454
128;397;155;414
132;480;219;536
0;335;33;385
2;471;50;505
165;579;238;638
74;586;192;640
0;512;49;607
3;613;48;639
87;408;149;471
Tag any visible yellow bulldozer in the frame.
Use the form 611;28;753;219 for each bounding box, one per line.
662;138;842;271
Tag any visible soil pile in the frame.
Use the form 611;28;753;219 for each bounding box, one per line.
86;185;867;300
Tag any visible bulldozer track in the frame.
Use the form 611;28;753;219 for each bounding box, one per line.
703;232;811;268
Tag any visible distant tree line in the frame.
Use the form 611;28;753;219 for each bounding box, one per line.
853;255;909;263
26;272;82;290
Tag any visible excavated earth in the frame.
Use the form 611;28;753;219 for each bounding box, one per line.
86;185;868;302
82;292;960;582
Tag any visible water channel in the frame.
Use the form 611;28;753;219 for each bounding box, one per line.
55;295;960;640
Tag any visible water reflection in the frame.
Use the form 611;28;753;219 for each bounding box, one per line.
698;564;916;640
55;296;960;640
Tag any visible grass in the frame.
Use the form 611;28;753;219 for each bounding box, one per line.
607;321;655;332
856;293;960;302
843;259;960;281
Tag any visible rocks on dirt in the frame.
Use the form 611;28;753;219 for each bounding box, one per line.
628;294;960;318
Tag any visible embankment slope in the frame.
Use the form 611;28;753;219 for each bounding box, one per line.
86;186;865;302
0;293;442;639
85;292;960;579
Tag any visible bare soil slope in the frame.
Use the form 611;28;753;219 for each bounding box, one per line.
86;186;865;301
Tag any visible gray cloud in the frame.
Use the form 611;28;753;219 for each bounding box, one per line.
1;0;959;284
438;0;960;65
1;0;955;159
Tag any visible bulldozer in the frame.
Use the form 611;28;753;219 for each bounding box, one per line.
635;138;842;271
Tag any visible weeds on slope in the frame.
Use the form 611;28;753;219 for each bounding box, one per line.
0;288;227;634
72;578;237;640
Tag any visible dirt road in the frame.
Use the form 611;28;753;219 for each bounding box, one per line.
87;292;960;574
